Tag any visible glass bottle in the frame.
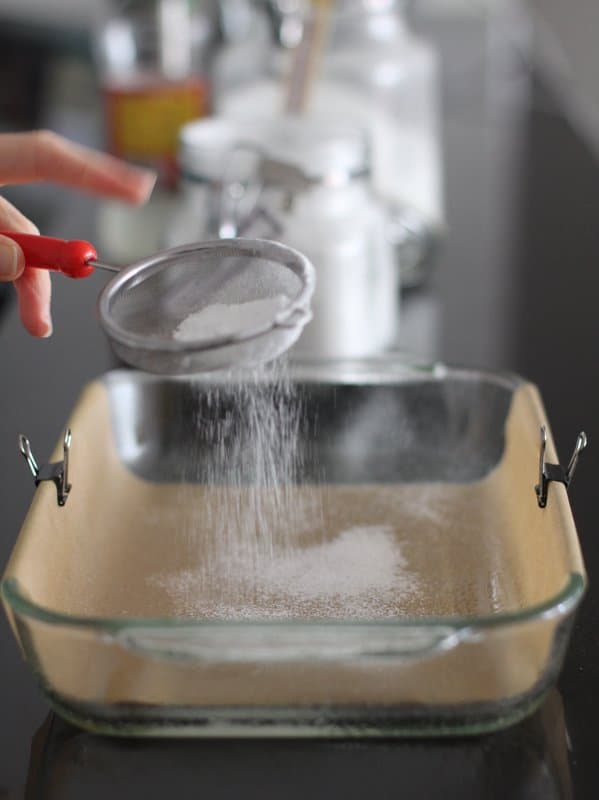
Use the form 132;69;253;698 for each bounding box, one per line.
95;0;217;187
212;0;272;98
215;0;443;287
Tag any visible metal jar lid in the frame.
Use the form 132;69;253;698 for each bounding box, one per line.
178;115;371;188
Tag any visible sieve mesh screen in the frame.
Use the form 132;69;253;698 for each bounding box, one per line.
98;239;313;374
108;252;302;341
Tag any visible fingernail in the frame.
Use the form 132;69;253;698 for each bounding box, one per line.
41;315;53;338
135;169;158;203
0;240;21;279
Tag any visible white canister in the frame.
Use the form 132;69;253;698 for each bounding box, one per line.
175;116;399;359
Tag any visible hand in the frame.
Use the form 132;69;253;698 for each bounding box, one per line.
0;130;156;337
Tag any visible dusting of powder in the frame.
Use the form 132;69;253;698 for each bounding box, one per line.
264;526;406;600
173;295;289;341
150;525;418;620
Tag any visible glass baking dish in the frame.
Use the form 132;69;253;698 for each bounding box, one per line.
1;358;586;737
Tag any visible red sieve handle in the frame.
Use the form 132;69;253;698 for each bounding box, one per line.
0;232;97;278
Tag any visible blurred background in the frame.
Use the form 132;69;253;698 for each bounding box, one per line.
1;0;599;367
1;1;599;796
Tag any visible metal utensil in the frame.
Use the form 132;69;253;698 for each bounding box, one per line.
0;232;315;375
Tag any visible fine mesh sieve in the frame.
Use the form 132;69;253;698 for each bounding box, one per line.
0;233;315;375
98;239;314;374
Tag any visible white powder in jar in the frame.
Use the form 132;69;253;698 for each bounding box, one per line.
173;295;289;341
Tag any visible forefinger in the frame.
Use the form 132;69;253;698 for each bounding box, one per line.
0;131;156;204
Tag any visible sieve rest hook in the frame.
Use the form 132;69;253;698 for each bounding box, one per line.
18;429;72;507
535;425;587;508
274;305;313;330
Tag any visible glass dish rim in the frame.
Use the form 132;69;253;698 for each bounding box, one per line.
1;573;585;636
100;355;526;390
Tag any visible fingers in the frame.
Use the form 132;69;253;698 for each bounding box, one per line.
0;130;154;339
14;267;52;338
0;235;25;281
0;130;156;205
0;195;37;282
0;195;51;337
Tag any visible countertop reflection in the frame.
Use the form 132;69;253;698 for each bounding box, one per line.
24;691;572;800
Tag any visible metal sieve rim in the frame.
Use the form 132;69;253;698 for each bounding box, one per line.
97;238;315;355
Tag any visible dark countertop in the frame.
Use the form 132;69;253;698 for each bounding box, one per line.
1;71;599;797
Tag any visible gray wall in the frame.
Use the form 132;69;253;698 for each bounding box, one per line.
529;0;599;156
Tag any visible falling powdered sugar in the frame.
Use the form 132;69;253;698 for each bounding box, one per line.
147;361;420;621
179;363;319;566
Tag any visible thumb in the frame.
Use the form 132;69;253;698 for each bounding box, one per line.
0;234;25;281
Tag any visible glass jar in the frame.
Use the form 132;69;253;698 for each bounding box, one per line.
172;116;399;358
212;0;272;98
214;0;443;286
95;0;217;187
